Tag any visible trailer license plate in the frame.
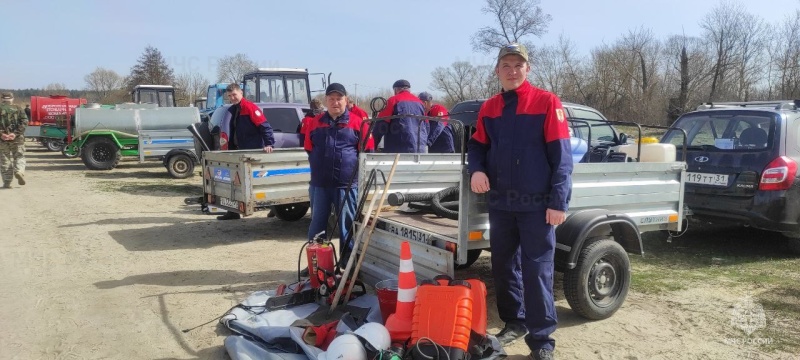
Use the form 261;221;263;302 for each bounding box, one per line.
685;172;729;186
219;197;238;209
383;223;432;245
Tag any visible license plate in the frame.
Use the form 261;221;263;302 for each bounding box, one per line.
383;222;432;245
219;197;239;208
685;172;729;186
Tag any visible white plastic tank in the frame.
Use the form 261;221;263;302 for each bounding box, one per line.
612;137;676;162
74;105;200;136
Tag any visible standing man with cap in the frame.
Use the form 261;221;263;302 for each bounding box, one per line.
419;92;454;153
305;83;373;266
373;79;427;153
216;83;275;220
467;43;572;360
0;92;28;188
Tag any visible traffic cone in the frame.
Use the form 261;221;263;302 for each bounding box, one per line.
385;241;417;342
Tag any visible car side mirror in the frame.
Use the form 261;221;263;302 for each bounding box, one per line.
618;133;628;144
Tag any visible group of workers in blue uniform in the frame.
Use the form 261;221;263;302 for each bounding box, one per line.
215;43;572;360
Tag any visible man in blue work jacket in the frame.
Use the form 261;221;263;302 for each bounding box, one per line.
374;80;427;153
419;92;454;153
217;83;275;220
467;43;572;360
305;83;373;266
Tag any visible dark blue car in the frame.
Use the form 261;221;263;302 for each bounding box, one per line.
662;100;800;253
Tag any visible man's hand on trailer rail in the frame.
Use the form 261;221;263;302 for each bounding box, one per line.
263;145;273;153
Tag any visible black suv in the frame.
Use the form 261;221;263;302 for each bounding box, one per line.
662;100;800;253
449;99;626;154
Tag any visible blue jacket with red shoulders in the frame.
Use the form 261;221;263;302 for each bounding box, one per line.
467;81;573;212
374;90;427;153
219;99;274;150
427;104;454;153
304;110;374;188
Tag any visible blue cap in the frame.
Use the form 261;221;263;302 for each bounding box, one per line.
418;92;432;101
392;79;410;89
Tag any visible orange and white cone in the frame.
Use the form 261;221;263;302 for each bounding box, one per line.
385;241;417;342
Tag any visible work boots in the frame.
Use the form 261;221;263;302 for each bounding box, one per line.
495;321;528;346
529;349;554;360
2;182;10;189
14;173;25;185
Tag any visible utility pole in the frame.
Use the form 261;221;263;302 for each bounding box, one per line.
354;83;359;106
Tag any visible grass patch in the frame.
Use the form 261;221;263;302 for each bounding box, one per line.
626;226;800;353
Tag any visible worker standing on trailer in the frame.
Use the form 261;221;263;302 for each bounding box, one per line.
216;83;275;220
305;83;373;266
418;92;454;153
373;79;427;153
467;43;572;360
0;92;28;189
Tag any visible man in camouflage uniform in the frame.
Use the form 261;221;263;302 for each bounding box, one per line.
1;92;27;188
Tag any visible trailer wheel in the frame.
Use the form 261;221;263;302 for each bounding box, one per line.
274;203;310;221
62;143;81;159
564;238;630;320
455;249;483;270
167;153;195;179
45;139;64;152
81;137;121;170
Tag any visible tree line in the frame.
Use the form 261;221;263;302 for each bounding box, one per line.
432;0;800;125
6;0;798;125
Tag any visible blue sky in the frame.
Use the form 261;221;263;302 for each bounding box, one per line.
1;0;798;97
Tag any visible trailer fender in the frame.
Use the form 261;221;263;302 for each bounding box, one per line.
555;209;642;271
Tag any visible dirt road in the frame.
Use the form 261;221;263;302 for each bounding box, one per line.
1;146;796;359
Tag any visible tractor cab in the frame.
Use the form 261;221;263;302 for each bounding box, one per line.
131;85;177;107
194;97;207;109
242;68;329;105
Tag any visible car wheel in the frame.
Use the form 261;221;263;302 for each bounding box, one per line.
783;232;800;255
564;238;630;320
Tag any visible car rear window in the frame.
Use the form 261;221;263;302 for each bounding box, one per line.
664;112;777;150
263;108;300;133
449;101;483;128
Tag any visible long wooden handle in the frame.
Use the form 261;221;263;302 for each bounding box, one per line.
328;183;381;313
343;154;401;304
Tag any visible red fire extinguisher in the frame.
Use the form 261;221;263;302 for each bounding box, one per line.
306;231;335;289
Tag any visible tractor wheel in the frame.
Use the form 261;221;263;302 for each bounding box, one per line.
455;249;483;270
45;139;64;152
167;153;195;179
564;238;630;320
81;137;121;170
274;203;310;221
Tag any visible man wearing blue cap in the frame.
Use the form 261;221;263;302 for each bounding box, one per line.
419;92;454;153
373;80;427;153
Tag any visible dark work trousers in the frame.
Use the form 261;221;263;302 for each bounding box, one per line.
308;186;358;260
489;208;557;352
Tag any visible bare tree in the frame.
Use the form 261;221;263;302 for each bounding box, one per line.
471;0;552;54
44;83;67;96
431;61;495;105
216;53;257;83
663;34;714;119
84;67;124;103
701;0;748;101
767;9;800;99
174;71;210;106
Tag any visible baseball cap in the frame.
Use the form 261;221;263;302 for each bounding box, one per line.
325;83;347;96
1;92;13;100
392;79;410;89
418;92;433;101
497;43;529;63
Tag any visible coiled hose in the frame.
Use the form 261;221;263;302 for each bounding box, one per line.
431;186;460;220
